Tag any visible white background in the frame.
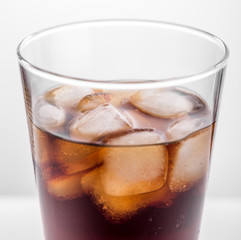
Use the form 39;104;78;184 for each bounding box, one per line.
0;0;240;238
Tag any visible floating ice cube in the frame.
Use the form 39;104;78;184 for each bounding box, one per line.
101;147;167;196
77;93;112;112
44;85;94;109
81;168;142;223
43;167;84;200
101;128;166;145
69;104;133;142
34;100;66;130
130;87;204;118
77;91;133;112
166;117;211;142
168;126;212;192
81;168;175;223
52;139;102;175
100;132;168;196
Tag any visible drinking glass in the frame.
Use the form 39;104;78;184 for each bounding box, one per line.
17;20;229;240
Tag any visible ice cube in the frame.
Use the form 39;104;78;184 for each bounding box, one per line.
101;128;166;145
77;93;112;112
81;168;146;223
34;100;66;130
130;87;204;118
52;138;102;174
43;167;84;200
168;126;212;192
69;104;133;142
81;168;176;223
58;152;101;175
100;132;168;196
77;91;133;112
166;117;211;142
44;85;94;109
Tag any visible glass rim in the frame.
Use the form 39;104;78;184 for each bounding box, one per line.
17;19;229;89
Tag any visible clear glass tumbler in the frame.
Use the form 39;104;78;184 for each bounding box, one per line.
17;20;228;240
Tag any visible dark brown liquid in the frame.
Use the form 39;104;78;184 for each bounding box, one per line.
30;86;214;240
37;167;207;240
33;125;212;240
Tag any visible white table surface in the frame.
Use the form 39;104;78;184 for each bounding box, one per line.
0;196;240;240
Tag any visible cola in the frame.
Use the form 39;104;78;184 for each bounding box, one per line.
31;85;214;240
